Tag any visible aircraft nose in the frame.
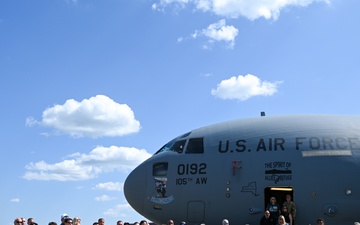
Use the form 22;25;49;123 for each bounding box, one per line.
124;164;147;214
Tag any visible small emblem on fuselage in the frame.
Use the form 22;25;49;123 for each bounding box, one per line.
150;177;174;204
264;161;293;184
241;181;259;196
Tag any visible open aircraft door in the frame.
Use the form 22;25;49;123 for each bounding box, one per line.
264;187;294;209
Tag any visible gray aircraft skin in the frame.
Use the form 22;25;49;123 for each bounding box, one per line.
124;115;360;225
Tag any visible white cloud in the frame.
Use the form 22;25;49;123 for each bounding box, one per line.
103;203;132;217
95;195;115;202
190;19;238;49
94;182;123;191
23;146;151;181
26;95;141;138
152;0;331;20
152;0;189;12
211;74;283;101
10;198;20;203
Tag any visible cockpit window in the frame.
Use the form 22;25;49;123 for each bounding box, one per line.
186;138;204;154
155;141;174;155
170;140;186;153
154;139;187;154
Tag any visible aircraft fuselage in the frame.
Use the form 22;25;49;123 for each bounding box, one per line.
124;115;360;225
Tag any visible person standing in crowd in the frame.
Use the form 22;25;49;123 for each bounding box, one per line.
260;210;274;225
98;218;105;225
222;219;229;225
266;197;281;222
14;218;24;225
140;220;148;225
316;218;325;225
64;218;73;225
48;222;58;225
27;218;34;225
116;220;123;225
60;214;68;225
73;217;81;225
283;194;296;224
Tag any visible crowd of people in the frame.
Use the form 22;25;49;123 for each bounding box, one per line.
259;194;328;225
13;214;150;225
260;194;296;225
12;200;359;225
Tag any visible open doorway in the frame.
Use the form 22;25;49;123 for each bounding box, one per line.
264;187;294;210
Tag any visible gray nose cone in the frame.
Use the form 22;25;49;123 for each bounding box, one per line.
124;165;147;214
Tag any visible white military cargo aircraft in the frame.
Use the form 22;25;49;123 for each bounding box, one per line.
124;114;360;225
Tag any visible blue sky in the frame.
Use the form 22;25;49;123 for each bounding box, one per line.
1;0;360;224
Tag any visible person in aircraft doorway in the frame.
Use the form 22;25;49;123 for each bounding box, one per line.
280;205;292;225
276;216;288;225
266;197;281;222
260;210;275;225
282;194;296;224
